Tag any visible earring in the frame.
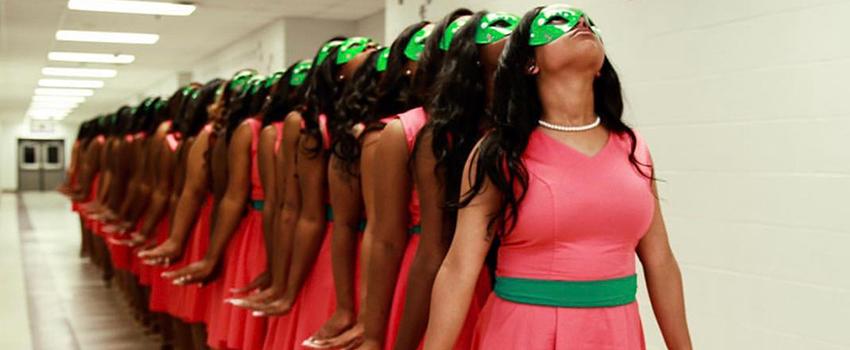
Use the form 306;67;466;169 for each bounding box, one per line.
338;74;345;80
595;71;601;78
404;69;412;75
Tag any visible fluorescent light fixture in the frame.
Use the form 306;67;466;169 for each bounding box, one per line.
39;78;104;89
42;67;117;78
68;0;196;16
56;30;159;44
30;102;80;110
35;88;95;97
28;109;70;119
48;51;135;64
32;95;86;103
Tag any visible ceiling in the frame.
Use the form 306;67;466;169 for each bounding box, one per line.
0;0;384;122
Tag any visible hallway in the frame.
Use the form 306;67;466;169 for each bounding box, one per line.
1;192;159;349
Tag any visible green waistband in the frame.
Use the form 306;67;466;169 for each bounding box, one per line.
494;274;637;308
251;200;264;211
409;224;421;234
326;205;334;222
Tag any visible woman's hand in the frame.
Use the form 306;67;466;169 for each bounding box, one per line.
306;322;366;349
161;258;216;285
138;238;184;266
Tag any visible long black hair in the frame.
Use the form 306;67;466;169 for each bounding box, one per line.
412;8;473;100
302;37;347;153
371;22;428;124
460;6;654;238
225;76;266;142
261;63;303;127
329;50;383;176
416;11;491;215
180;79;224;138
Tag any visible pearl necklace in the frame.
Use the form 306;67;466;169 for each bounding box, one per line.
538;116;601;132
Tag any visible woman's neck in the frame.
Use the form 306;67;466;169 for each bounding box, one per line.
537;71;596;126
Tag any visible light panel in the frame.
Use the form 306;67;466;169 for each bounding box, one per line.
56;30;159;44
35;88;95;97
39;79;104;89
33;95;86;103
68;0;196;16
42;67;117;78
48;51;135;64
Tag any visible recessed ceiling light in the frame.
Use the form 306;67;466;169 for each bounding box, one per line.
39;79;104;89
35;88;95;97
28;109;71;119
33;95;86;103
48;51;135;64
56;30;159;44
42;67;117;78
68;0;196;16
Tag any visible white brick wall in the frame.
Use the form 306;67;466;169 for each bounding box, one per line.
385;0;850;348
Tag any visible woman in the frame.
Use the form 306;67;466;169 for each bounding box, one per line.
396;10;520;350
302;48;384;346
139;78;225;347
345;10;471;350
424;5;692;349
165;72;273;350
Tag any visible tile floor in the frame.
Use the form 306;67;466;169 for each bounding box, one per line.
1;192;160;350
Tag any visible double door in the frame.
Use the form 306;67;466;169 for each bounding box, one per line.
18;139;65;191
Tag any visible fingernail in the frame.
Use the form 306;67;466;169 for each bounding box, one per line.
252;311;265;317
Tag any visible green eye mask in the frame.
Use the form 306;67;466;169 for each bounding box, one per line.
439;15;471;51
247;76;266;95
337;37;374;65
403;23;434;61
229;69;257;92
266;70;285;89
289;60;313;86
529;4;600;46
375;47;390;72
316;40;344;65
476;12;520;44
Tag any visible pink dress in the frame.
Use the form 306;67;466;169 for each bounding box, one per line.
386;107;490;350
471;129;655;350
207;118;269;350
262;120;301;350
289;114;337;349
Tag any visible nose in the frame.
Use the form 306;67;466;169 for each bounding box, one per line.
577;16;589;28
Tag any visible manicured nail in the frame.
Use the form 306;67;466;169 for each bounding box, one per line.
252;311;265;317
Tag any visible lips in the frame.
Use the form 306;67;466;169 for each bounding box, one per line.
570;27;594;37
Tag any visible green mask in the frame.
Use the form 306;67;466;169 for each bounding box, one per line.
337;37;374;65
439;15;471;51
191;89;201;100
476;12;520;44
289;60;313;86
229;69;257;92
316;40;344;65
529;5;599;46
266;70;285;89
247;76;266;95
375;47;390;72
403;23;434;61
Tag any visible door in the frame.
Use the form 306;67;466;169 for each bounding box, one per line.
17;139;66;191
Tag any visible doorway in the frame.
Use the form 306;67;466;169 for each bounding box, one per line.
18;139;65;191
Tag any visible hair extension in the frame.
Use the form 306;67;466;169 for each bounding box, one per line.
459;6;655;238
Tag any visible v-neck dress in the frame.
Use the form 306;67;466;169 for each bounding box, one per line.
471;128;655;350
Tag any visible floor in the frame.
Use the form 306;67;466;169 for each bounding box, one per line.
0;192;161;350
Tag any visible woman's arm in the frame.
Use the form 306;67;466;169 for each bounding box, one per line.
164;123;253;284
361;121;412;347
258;125;279;280
134;140;177;241
269;132;328;313
327;152;364;318
423;147;497;350
138;131;211;264
637;181;692;350
394;131;450;349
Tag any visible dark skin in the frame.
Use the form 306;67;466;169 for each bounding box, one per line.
230;111;302;309
139;131;207;265
163;120;254;285
57;138;81;195
393;37;505;350
105;133;152;234
307;128;381;345
127;121;179;248
239;50;374;315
